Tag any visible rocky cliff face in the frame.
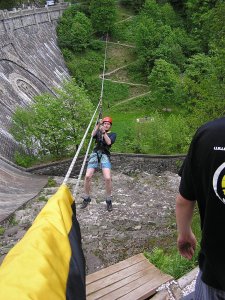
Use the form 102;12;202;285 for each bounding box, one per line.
0;4;69;160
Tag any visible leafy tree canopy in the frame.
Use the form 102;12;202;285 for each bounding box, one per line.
119;0;145;13
0;0;18;10
10;79;94;160
148;59;183;106
141;0;182;28
89;0;116;34
57;11;93;52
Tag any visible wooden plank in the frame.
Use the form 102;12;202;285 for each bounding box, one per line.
87;265;154;300
99;271;172;300
86;253;145;285
118;273;172;300
86;253;173;300
87;260;153;295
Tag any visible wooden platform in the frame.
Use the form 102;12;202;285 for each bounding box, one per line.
86;253;173;300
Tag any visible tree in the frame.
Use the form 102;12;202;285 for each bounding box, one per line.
69;12;93;52
141;0;161;20
153;27;186;69
57;11;93;52
148;59;183;106
135;15;163;73
119;0;145;13
141;0;182;28
168;0;186;15
182;52;225;129
10;79;94;160
135;1;189;74
184;53;213;83
201;2;225;50
160;2;183;28
0;0;17;9
183;0;219;51
89;0;116;34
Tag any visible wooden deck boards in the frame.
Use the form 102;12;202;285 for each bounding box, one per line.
86;253;173;300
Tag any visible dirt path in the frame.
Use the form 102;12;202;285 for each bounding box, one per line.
106;41;136;48
103;78;148;87
116;15;134;24
98;29;152;107
100;61;150;106
112;91;151;107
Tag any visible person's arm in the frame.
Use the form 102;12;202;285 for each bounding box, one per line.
91;122;101;137
176;193;197;260
101;131;112;145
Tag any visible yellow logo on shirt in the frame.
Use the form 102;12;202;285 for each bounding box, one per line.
213;162;225;204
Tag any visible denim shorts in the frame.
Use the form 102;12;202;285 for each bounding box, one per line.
194;270;225;300
87;151;111;169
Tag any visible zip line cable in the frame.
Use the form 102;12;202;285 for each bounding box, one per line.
72;35;109;196
63;103;101;184
72;131;95;198
63;34;109;187
99;33;108;118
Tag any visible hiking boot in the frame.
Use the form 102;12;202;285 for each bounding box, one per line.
81;197;91;209
106;200;113;212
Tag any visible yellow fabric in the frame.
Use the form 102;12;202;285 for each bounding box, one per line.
0;184;74;300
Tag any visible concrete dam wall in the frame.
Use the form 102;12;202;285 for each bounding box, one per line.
0;3;70;160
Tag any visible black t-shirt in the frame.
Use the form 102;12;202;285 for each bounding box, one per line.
179;117;225;290
93;130;116;156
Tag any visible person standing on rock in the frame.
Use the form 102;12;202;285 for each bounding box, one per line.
176;117;225;299
81;116;116;212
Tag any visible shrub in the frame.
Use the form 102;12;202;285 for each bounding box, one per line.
120;112;192;154
57;11;93;52
10;79;93;161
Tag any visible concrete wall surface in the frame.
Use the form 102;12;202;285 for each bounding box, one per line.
0;3;70;160
27;153;185;177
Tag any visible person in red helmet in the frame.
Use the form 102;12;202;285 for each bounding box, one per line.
81;116;117;211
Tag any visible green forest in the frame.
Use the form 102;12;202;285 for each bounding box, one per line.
8;0;225;166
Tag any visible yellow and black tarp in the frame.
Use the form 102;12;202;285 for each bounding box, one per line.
0;184;85;300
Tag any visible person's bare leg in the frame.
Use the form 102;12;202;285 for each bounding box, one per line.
102;168;113;211
102;168;112;198
84;168;95;198
81;168;95;209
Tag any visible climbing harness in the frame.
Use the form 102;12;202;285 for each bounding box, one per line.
96;150;102;164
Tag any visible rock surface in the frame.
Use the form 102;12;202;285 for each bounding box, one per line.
0;169;180;275
76;170;180;274
0;169;199;298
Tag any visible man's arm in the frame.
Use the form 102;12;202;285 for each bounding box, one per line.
92;123;100;137
92;123;112;145
102;132;112;145
176;194;197;260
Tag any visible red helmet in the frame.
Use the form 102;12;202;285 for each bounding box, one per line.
102;116;112;124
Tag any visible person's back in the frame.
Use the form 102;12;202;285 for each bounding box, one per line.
176;116;225;299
